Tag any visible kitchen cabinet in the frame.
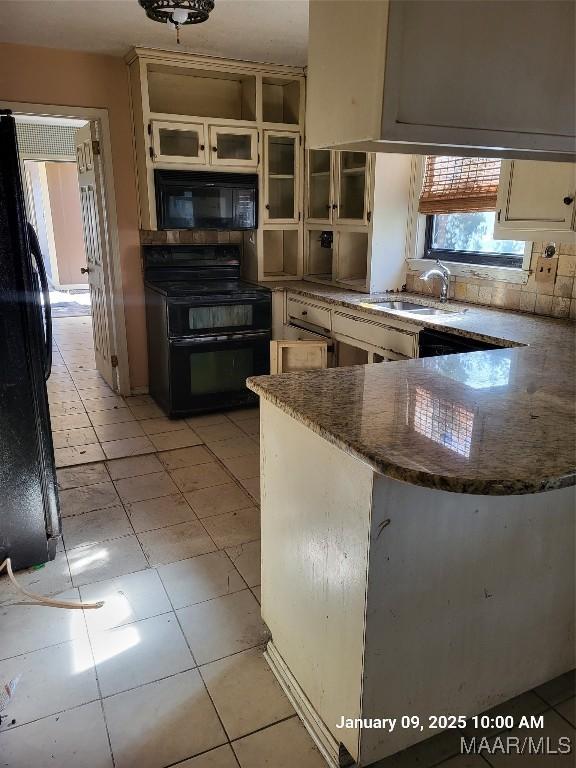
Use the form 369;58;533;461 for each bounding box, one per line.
127;47;305;282
494;160;576;243
264;131;301;224
283;292;421;365
306;149;371;225
307;0;575;160
306;149;332;223
270;339;328;373
335;152;371;225
150;120;258;168
208;125;258;167
151;120;206;165
304;152;413;292
332;309;419;360
286;294;332;334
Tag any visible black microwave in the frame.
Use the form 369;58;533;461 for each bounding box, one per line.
155;170;258;230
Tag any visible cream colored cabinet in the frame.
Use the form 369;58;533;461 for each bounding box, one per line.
283;292;421;362
307;0;575;160
332;310;419;360
335;151;371;225
306;149;333;223
306;149;371;225
270;339;328;373
151;120;206;165
286;294;332;334
494;160;576;243
304;151;412;292
264;131;301;224
208;125;258;168
150;120;259;168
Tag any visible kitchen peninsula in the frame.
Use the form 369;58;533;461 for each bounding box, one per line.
248;297;576;767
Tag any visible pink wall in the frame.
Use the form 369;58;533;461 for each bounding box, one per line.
0;42;147;389
45;162;88;286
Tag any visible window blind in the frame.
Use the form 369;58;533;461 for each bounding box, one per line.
418;156;501;214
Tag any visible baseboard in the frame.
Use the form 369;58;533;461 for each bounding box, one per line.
265;640;351;768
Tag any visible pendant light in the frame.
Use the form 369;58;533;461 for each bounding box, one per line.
138;1;215;44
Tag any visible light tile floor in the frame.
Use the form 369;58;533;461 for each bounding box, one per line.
0;316;574;767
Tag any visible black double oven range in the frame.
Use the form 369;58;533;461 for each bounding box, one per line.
145;170;270;417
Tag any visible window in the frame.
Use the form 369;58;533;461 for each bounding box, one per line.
424;212;525;268
419;156;525;268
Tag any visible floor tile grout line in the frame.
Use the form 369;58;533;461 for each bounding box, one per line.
227;712;299;746
0;696;103;736
151;558;236;760
69;576;118;768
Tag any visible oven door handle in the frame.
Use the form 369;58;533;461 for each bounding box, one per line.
169;294;270;306
171;331;270;347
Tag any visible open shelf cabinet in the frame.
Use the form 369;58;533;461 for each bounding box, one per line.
261;228;302;279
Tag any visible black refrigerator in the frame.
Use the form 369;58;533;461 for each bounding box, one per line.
0;110;61;571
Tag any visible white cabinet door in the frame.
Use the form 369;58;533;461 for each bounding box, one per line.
208;125;258;167
306;149;334;224
151;121;207;165
270;339;328;373
264;131;301;223
334;151;371;225
332;311;419;358
494;160;576;242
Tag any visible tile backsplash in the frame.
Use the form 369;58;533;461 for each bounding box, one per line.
406;242;576;320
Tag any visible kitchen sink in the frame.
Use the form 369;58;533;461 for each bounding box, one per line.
367;300;461;315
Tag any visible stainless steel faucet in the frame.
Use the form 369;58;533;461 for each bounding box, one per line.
419;259;451;303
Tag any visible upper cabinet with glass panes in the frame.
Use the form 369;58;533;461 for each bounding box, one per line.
306;150;372;226
264;132;301;224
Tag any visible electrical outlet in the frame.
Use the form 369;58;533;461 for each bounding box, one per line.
534;254;558;287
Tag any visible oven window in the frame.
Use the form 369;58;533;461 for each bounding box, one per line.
167;189;234;228
188;305;253;331
190;348;254;395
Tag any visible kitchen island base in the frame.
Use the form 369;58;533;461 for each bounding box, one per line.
259;401;575;767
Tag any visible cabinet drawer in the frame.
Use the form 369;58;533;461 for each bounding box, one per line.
332;311;418;358
287;295;332;332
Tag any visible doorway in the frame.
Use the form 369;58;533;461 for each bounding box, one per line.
22;150;92;318
4;105;131;396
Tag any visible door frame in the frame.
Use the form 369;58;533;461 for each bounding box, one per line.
1;100;131;395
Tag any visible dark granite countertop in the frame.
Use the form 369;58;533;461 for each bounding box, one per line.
248;284;576;495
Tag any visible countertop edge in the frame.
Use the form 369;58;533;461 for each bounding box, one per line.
247;376;576;497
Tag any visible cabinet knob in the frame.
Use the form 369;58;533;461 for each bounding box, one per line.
332;203;337;210
563;195;575;205
200;144;205;150
80;267;90;274
212;147;217;152
301;310;308;316
265;204;270;210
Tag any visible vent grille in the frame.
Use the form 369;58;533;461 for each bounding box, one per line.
16;122;77;159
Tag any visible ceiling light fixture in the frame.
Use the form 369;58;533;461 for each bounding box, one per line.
138;0;215;44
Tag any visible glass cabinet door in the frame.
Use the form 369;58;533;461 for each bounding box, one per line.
151;121;206;164
265;132;299;223
307;150;332;222
336;151;369;223
209;126;258;167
